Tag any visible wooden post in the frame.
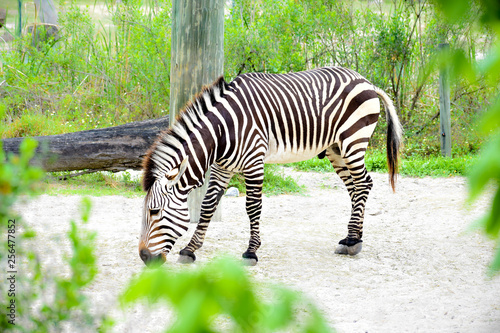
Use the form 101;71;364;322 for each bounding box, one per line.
17;0;22;37
34;0;58;25
170;0;224;222
0;9;6;28
438;43;451;157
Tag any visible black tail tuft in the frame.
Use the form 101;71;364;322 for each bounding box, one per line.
374;86;402;192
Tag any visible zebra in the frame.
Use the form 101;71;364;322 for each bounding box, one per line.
139;66;402;266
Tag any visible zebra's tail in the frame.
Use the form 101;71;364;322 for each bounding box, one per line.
374;87;403;192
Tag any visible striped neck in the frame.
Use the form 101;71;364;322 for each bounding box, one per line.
142;77;228;192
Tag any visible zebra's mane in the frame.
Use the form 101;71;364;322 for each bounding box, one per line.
142;76;228;191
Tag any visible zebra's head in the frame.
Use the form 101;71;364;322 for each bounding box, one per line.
139;157;190;266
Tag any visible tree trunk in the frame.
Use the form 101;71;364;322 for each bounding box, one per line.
170;0;224;222
1;117;170;173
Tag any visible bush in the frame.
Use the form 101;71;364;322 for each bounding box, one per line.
0;139;112;331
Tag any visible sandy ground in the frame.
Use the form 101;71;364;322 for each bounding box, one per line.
17;169;500;332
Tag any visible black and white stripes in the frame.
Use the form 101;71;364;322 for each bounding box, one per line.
139;66;402;265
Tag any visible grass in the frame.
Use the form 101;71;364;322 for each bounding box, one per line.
288;150;477;177
44;170;143;197
228;164;304;196
0;108;120;138
1;112;74;138
262;164;304;195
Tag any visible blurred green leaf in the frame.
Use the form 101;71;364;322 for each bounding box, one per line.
486;189;500;237
479;98;500;134
489;245;500;275
468;133;500;202
478;40;500;85
19;137;38;163
433;0;471;23
80;197;92;223
0;140;107;331
479;0;500;26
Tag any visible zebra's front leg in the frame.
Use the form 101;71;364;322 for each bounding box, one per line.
178;166;233;264
242;168;264;266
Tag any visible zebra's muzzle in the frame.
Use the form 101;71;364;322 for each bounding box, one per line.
139;247;166;266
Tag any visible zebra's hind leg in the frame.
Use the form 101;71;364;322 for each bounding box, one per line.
178;165;233;264
326;145;373;256
241;164;264;266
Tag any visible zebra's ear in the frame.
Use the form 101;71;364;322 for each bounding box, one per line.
165;156;189;186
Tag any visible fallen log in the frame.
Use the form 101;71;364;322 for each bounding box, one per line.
2;116;169;173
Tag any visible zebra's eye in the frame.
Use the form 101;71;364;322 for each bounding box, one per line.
150;209;160;215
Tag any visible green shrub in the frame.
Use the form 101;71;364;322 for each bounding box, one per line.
432;0;500;274
0;0;172;134
0;139;110;331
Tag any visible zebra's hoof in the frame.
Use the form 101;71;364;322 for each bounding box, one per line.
178;249;196;264
242;258;258;266
347;242;362;255
334;244;348;255
242;251;258;266
335;238;363;256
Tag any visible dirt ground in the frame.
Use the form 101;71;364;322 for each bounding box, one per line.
19;169;500;332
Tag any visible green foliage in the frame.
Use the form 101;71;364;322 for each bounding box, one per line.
430;0;500;274
121;257;332;333
0;138;43;330
227;173;247;194
0;138;44;216
399;153;476;177
1;0;171;137
0;111;75;137
0;139;109;331
285;157;333;173
225;0;308;75
468;129;500;274
366;150;476;177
